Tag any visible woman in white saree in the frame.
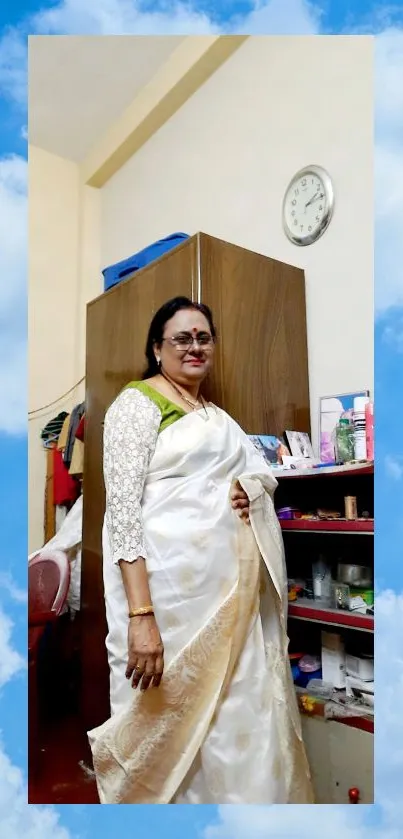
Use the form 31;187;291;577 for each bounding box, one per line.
88;297;313;805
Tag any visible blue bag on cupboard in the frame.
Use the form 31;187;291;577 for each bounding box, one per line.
102;233;190;291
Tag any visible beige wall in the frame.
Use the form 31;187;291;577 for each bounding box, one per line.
100;36;374;449
28;146;100;551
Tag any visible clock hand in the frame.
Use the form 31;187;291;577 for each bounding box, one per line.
305;192;318;207
305;192;324;208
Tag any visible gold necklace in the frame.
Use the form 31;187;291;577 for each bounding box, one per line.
161;371;206;413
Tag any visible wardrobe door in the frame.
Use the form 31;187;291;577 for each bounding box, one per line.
81;238;197;730
198;233;310;436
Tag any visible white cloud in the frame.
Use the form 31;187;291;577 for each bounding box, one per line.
205;807;365;839
33;0;216;34
0;608;24;688
0;573;27;604
375;28;403;312
385;455;403;480
381;309;403;352
229;0;320;34
0;28;27;106
204;590;403;834
0;153;27;435
0;743;73;839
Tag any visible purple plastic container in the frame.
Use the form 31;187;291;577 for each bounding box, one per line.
277;506;298;520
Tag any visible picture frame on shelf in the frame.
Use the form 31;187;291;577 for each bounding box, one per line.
248;435;290;464
284;430;315;460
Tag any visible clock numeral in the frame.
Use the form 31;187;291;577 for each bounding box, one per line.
291;210;296;217
319;205;323;211
292;199;297;206
301;178;307;187
294;188;299;196
294;220;298;226
308;225;312;232
300;225;304;231
316;215;320;222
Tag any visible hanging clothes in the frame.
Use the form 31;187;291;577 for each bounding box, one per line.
75;414;85;442
41;411;69;444
44;446;56;543
69;439;84;476
57;414;71;451
68;411;85;476
63;403;85;468
53;448;80;506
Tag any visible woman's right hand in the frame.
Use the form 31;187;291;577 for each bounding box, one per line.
126;615;164;691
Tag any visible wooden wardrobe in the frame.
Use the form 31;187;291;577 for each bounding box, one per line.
81;232;310;730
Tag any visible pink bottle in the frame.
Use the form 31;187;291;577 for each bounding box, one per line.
365;401;374;461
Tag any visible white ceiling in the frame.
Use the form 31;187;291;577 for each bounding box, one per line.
29;36;185;162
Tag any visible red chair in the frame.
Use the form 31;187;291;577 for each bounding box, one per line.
28;549;71;777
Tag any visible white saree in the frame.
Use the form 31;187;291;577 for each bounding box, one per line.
88;399;314;804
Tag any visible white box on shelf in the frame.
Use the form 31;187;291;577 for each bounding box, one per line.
321;630;346;689
346;653;374;682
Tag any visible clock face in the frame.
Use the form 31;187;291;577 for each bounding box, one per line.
282;165;334;246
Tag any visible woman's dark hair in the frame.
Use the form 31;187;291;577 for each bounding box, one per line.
142;297;216;379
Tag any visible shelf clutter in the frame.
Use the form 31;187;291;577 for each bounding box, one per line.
252;410;375;733
296;688;374;734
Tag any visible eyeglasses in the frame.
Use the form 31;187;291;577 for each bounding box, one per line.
162;331;216;352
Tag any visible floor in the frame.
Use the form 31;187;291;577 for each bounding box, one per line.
28;714;99;804
28;613;100;805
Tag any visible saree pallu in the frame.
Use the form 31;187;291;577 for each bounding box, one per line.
88;407;314;804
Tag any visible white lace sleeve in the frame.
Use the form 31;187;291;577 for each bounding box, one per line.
103;388;161;565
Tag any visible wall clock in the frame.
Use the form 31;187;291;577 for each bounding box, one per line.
282;164;335;246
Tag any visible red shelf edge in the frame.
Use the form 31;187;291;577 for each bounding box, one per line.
334;714;374;734
280;519;374;533
288;602;374;631
276;462;374;479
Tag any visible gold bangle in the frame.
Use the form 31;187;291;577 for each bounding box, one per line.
128;606;154;618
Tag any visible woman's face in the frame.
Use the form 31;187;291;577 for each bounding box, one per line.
155;309;215;385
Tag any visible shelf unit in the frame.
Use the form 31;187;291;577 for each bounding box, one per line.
277;463;374;728
275;461;374;802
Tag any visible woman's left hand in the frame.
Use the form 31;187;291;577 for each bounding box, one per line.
230;480;250;524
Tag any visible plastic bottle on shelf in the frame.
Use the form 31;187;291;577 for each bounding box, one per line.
353;396;369;461
335;418;355;463
365;401;374;461
312;556;332;605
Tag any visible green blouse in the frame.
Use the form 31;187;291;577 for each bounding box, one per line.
124;380;187;433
